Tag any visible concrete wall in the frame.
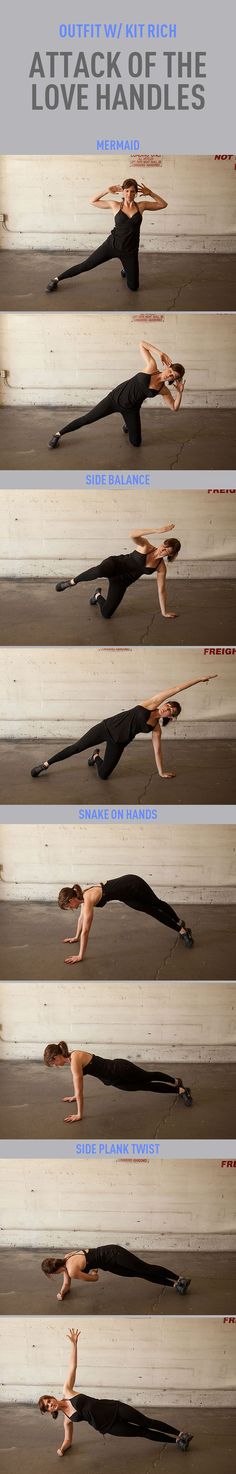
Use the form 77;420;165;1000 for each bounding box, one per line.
1;312;235;407
0;1314;235;1404
1;982;235;1062
0;822;235;902
1;155;235;252
1;647;235;739
1;488;236;579
1;1158;235;1252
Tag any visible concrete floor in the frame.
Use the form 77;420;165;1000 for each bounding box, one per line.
1;739;235;806
1;406;235;470
0;1061;236;1139
0;900;235;980
1;251;236;312
0;1406;235;1474
0;577;235;647
0;1249;235;1316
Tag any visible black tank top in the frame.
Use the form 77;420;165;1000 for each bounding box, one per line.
96;875;139;908
112;371;160;411
83;1053;126;1085
78;1245;113;1272
116;551;159;584
69;1393;118;1431
111;206;142;255
104;702;152;745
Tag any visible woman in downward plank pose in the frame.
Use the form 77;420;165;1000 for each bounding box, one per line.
31;674;217;784
57;872;194;964
55;522;181;621
48;341;185;450
46;177;168;296
43;1038;192;1122
38;1327;193;1454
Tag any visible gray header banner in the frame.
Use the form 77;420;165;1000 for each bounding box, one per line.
0;1139;235;1159
0;0;235;154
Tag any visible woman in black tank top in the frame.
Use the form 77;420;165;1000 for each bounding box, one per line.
38;1328;193;1454
41;1243;191;1301
43;1040;192;1123
48;340;186;450
46;176;168;297
55;525;181;622
31;673;214;784
57;871;194;966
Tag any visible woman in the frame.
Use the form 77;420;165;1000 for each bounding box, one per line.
46;177;168;296
41;1245;191;1301
55;522;181;621
38;1327;193;1454
49;340;185;450
43;1039;192;1122
57;875;194;965
30;673;216;784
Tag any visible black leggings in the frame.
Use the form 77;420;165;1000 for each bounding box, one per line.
94;1059;181;1094
58;393;142;448
104;874;182;934
109;1405;181;1442
44;722;126;780
95;1245;178;1286
72;558;130;619
57;235;139;292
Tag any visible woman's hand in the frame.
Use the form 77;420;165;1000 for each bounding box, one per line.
163;611;178;619
67;1328;81;1344
63;935;78;944
62;1096;75;1103
161;771;176;779
64;954;81;965
108;183;122;193
178;378;185;394
90;1269;99;1280
138;181;150;196
64;1112;82;1123
201;673;218;682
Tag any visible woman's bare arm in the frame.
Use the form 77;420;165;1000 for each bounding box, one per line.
57;1269;72;1302
63;912;83;945
130;524;175;537
138;182;168;211
64;900;94;966
64;1053;84;1123
151;727;176;780
63;1328;80;1394
156;561;177;619
147;674;218;708
90;185;122;209
139;340;158;373
160;380;185;413
57;1418;74;1457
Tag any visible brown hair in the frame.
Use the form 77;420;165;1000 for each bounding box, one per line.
163;537;181;563
58;883;84;909
122;177;138;192
41;1256;67;1276
38;1397;58;1419
44;1041;70;1067
162;701;181;728
170;362;185;381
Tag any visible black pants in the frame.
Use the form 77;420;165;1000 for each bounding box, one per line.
57;235;139;292
102;1059;180;1094
58;393;142;447
106;874;182;934
45;721;126;780
97;1245;178;1286
109;1404;180;1442
72;557;130;619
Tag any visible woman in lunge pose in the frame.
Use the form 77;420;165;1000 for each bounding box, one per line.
48;340;185;450
31;674;216;785
43;1039;192;1122
46;177;168;296
57;874;194;965
55;521;181;621
41;1243;191;1301
38;1327;193;1454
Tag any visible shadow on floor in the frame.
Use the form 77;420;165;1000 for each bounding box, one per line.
0;1406;235;1474
0;578;235;647
0;901;235;980
0;1249;234;1316
1;407;235;470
